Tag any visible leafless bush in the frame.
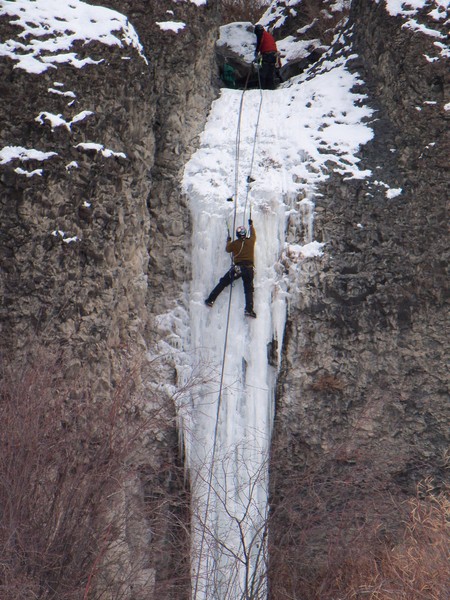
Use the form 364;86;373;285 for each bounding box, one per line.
190;446;270;600
0;348;187;600
268;450;448;600
334;481;449;600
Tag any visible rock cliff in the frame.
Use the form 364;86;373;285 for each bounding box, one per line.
268;0;449;595
1;0;219;597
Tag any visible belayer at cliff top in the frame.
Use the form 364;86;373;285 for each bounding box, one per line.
254;24;279;90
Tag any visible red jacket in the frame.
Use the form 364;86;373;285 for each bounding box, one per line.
256;30;277;55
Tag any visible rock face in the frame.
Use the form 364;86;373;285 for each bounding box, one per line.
268;0;449;595
0;0;219;597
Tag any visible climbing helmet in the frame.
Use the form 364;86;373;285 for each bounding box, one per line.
236;226;247;239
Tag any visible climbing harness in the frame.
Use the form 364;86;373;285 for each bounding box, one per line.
231;264;242;278
192;60;264;600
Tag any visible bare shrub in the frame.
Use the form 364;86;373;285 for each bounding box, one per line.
335;482;449;600
0;348;186;600
268;455;449;600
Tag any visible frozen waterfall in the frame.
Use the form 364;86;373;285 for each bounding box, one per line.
181;88;300;599
178;52;373;598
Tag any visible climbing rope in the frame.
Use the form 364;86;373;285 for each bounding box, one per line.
231;68;251;237
192;63;263;600
192;280;234;600
232;67;264;231
243;66;263;223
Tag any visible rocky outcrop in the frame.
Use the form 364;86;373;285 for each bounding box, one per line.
0;0;219;597
268;0;448;594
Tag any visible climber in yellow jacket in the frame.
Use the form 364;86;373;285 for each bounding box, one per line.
205;220;257;318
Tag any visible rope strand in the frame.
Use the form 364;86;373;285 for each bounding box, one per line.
243;67;263;223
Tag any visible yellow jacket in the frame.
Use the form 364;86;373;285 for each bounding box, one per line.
226;225;256;264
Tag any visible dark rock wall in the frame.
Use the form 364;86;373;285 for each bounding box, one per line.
0;1;220;597
102;0;221;325
0;44;152;387
269;0;448;594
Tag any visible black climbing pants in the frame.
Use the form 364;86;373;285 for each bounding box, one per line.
260;53;277;90
207;263;254;311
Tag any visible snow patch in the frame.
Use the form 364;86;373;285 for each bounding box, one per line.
75;142;126;159
402;19;445;38
173;0;207;5
14;167;43;177
156;21;186;33
386;187;402;199
48;88;77;98
0;0;147;74
52;230;79;243
36;111;94;132
217;22;256;64
383;0;448;51
0;146;57;164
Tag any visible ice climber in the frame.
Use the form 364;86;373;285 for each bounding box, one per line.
205;220;257;318
254;24;278;90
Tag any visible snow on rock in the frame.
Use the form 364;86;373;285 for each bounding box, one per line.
0;146;57;164
384;0;447;18
174;0;207;5
383;0;449;56
36;110;94;132
52;229;79;243
156;21;186;33
48;88;77;99
277;35;324;65
0;0;147;74
260;0;350;31
217;22;256;64
75;142;127;159
14;167;43;178
386;187;402;199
